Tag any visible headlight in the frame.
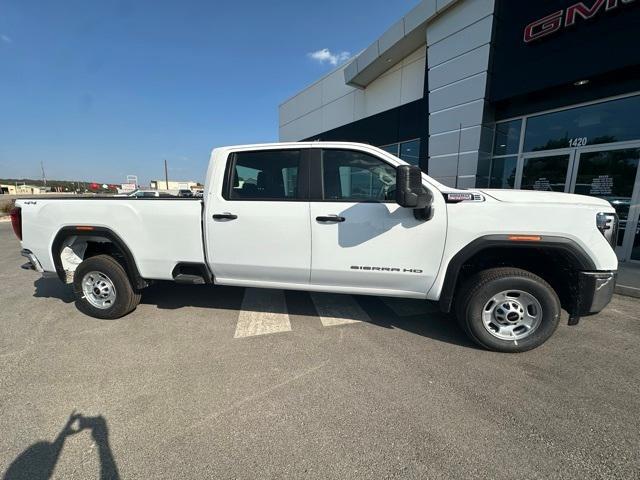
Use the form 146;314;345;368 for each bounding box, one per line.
596;212;618;247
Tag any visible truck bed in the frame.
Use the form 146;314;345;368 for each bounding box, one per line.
17;197;205;280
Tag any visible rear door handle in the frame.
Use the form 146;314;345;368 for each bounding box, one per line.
316;215;345;223
212;213;238;220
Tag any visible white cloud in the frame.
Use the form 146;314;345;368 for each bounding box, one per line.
1;34;12;44
308;48;350;66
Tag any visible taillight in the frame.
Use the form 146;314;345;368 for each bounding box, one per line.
10;207;22;240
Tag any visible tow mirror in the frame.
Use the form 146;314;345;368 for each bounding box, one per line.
396;165;430;209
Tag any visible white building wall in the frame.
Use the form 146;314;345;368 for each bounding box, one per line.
279;46;426;142
426;0;495;187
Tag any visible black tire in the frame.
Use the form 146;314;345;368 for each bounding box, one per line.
455;267;561;353
73;254;141;319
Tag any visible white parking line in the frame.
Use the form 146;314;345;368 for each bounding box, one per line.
234;289;292;338
382;297;436;317
310;293;369;327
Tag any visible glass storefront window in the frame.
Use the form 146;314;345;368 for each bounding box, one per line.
378;140;421;166
485;95;640;261
521;155;570;191
523;95;640;152
574;148;640;247
399;139;420;165
493;120;522;156
379;144;399;156
488;156;517;189
632;224;640;261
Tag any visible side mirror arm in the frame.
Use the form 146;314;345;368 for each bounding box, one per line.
413;188;434;221
413;205;434;221
396;165;433;221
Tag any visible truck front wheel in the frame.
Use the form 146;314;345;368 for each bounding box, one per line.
73;254;141;319
455;268;561;353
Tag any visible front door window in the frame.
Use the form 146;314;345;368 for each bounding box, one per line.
322;149;396;202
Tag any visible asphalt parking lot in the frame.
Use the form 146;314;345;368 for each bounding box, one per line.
1;222;639;479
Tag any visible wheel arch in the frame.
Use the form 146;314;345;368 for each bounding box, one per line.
438;235;596;314
51;226;147;289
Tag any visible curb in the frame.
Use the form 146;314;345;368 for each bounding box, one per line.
615;284;640;299
0;216;10;223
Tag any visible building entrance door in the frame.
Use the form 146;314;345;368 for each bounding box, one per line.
517;150;575;192
516;144;640;261
569;144;640;261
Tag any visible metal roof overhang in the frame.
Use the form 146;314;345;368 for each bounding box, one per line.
344;0;458;89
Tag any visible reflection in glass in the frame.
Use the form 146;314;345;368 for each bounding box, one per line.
323;149;396;201
493;120;522;156
379;144;399;156
400;139;421;165
488;156;517;188
524;95;640;152
574;149;640;247
632;225;640;261
521;155;570;191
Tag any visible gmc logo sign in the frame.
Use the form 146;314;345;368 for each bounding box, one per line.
524;0;637;43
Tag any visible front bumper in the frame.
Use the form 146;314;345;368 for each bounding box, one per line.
576;271;617;315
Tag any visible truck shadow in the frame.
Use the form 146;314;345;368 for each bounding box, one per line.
30;278;475;348
2;411;120;480
335;203;421;248
140;282;477;349
32;278;75;304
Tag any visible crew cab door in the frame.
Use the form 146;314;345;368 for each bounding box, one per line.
309;148;446;297
205;148;311;286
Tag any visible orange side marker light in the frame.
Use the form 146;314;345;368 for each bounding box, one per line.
508;235;541;242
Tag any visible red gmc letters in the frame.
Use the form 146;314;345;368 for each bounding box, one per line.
524;0;636;43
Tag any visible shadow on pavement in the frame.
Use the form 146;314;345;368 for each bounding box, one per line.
2;411;120;480
29;278;475;348
141;282;477;349
33;278;75;304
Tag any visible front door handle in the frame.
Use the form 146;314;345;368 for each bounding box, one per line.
316;215;345;223
212;213;238;220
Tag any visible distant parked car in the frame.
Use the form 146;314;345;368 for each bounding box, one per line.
128;190;160;198
178;189;194;198
194;189;204;197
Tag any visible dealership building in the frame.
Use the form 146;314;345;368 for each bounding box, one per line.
279;0;640;262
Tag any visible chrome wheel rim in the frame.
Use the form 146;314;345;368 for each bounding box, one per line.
82;271;117;310
481;290;542;341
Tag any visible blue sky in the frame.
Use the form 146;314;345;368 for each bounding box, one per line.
0;0;419;185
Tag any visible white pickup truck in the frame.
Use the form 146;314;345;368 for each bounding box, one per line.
12;142;619;352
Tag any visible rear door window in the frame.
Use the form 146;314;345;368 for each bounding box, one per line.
226;150;301;200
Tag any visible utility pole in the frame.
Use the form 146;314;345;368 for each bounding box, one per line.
164;159;169;190
41;161;47;187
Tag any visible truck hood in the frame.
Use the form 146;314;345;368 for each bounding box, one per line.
478;189;612;208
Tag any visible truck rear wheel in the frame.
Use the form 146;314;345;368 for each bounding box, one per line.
455;267;561;353
73;254;141;319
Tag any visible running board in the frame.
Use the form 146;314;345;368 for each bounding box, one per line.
171;262;213;284
173;274;206;285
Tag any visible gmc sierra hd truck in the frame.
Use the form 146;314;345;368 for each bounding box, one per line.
12;142;618;352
